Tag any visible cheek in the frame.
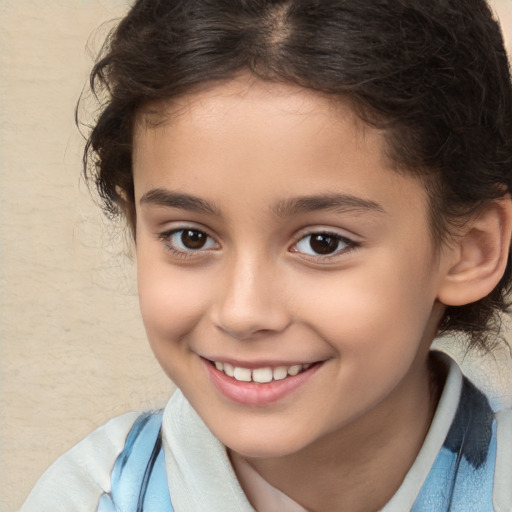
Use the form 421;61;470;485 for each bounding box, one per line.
136;255;209;354
295;251;436;362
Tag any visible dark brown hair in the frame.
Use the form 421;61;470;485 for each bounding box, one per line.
83;0;512;350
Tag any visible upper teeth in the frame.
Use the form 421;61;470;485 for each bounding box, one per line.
214;361;311;383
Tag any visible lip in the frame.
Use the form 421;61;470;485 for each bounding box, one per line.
202;358;322;406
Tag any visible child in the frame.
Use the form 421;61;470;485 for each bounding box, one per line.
21;0;512;510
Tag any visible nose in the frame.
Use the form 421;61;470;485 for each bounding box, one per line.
212;255;291;340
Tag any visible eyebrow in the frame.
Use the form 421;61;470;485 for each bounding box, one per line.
139;188;385;218
273;194;385;217
139;189;221;216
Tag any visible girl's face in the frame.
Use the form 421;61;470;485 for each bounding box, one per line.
133;77;449;458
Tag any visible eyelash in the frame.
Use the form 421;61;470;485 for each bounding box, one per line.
158;227;358;262
290;231;358;262
159;227;219;259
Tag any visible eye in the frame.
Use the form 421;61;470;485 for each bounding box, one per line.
292;232;355;257
161;228;219;253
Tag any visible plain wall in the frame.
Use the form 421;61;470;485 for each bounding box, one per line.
1;1;511;510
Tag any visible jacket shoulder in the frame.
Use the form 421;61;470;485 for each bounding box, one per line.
20;411;141;512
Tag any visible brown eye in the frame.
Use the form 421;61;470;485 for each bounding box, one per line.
309;234;340;255
181;229;208;249
162;228;218;253
293;232;354;258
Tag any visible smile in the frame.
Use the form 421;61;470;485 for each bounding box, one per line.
204;358;322;406
212;361;312;383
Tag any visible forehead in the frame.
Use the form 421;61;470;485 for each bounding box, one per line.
132;77;429;225
134;76;378;162
140;77;351;125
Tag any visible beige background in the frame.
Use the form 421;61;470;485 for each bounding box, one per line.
1;1;511;511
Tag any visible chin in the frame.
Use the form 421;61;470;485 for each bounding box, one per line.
228;440;297;459
217;426;313;459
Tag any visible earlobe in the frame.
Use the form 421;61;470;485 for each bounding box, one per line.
437;196;512;307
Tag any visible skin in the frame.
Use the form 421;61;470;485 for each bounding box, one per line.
132;77;471;511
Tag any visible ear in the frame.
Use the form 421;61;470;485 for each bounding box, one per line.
437;196;512;306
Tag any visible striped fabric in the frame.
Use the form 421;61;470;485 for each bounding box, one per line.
97;412;172;512
412;379;498;511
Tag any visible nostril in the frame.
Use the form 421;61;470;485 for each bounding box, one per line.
214;321;290;341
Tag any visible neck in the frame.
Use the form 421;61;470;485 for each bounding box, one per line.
232;354;444;512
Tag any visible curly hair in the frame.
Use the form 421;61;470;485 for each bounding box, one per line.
83;0;512;351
